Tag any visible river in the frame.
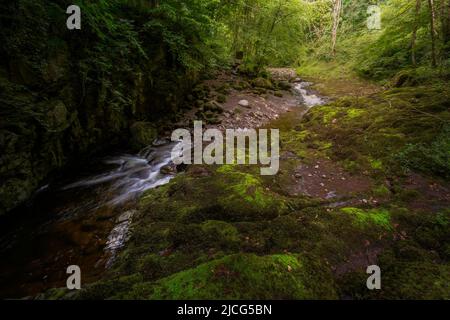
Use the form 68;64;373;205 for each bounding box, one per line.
0;79;324;299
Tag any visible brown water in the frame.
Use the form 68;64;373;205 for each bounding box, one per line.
0;141;178;299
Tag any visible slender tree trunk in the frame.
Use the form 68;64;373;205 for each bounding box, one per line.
444;0;450;51
331;0;342;56
411;0;422;67
448;0;450;40
428;0;438;67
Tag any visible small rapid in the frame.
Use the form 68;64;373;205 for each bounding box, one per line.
293;81;325;107
63;140;179;206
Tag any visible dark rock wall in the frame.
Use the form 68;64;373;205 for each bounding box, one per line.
0;0;198;215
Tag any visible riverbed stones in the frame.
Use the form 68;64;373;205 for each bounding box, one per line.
116;210;137;223
160;163;177;175
238;100;250;108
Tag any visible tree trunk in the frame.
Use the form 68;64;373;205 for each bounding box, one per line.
331;0;342;56
443;0;450;51
428;0;438;67
411;0;422;67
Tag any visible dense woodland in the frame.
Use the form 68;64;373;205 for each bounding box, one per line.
0;0;449;300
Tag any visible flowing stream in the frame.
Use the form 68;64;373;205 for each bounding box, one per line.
0;140;179;298
294;81;325;108
0;78;324;299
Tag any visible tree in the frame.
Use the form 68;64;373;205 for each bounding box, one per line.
442;0;450;54
428;0;437;67
411;0;422;67
331;0;342;56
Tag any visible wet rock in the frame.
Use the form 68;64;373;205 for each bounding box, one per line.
277;81;291;90
117;210;136;223
160;163;177;175
152;138;171;146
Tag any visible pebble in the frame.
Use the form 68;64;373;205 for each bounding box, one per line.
238;100;250;108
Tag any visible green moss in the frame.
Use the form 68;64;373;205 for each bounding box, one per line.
74;274;144;300
341;207;392;230
279;129;315;160
251;77;273;89
368;158;383;170
147;253;337;299
339;255;450;300
372;185;391;197
201;220;240;245
215;165;287;213
320;107;338;124
295;84;450;179
346;108;365;119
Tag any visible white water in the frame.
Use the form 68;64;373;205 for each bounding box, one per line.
293;82;325;107
63;140;179;206
62;140;180;264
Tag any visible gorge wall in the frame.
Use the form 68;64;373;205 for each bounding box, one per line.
0;0;198;215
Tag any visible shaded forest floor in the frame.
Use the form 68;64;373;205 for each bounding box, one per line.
40;67;450;300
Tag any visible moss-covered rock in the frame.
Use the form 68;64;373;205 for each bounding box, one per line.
251;77;274;90
73;254;337;300
130;122;158;149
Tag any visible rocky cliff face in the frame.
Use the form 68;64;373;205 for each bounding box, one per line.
0;0;198;215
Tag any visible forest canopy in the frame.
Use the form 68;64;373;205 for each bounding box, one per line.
116;0;450;79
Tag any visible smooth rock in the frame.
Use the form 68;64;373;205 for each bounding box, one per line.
238;99;250;108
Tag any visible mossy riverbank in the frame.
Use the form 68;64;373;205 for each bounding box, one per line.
40;69;450;300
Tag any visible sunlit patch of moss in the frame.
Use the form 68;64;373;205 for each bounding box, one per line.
368;157;383;170
145;253;338;299
346;108;365;119
279;129;319;160
340;207;392;230
320;106;339;124
216;164;238;174
218;168;286;211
